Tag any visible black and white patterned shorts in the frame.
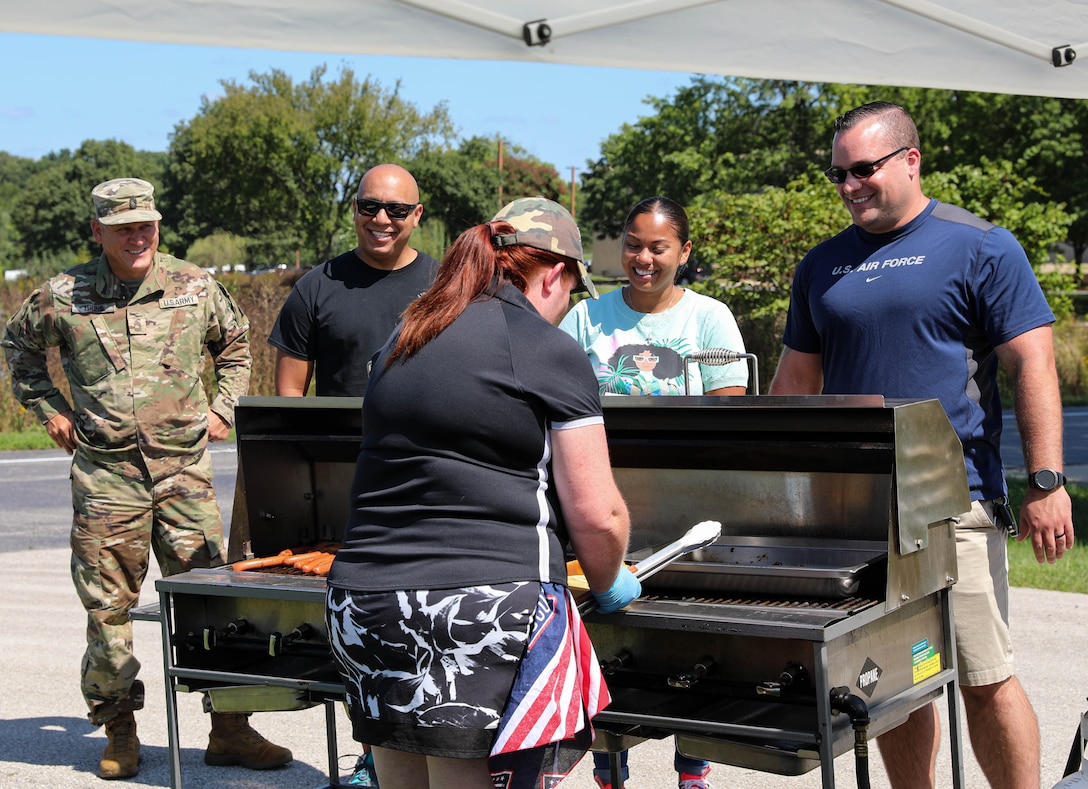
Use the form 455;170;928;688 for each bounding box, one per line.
326;581;539;758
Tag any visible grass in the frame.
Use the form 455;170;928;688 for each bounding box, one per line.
2;427;1083;593
0;424;236;449
0;424;52;451
1006;477;1087;594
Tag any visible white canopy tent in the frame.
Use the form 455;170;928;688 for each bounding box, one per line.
5;0;1088;99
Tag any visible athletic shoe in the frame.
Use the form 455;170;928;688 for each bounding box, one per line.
349;751;379;786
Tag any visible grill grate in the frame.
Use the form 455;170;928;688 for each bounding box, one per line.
639;593;879;614
249;566;311;576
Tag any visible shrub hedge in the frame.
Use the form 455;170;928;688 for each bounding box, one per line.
3;273;1088;435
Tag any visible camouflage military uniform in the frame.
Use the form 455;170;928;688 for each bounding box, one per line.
2;251;251;720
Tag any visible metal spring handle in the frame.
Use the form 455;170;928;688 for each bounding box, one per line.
683;349;759;395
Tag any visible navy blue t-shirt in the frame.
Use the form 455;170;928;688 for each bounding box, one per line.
782;199;1054;500
328;282;604;592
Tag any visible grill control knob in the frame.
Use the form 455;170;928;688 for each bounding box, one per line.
758;661;811;696
668;656;715;689
225;618;250;636
600;650;632;675
268;623;317;657
203;619;251;651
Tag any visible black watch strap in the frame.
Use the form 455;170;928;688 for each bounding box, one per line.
1028;468;1067;491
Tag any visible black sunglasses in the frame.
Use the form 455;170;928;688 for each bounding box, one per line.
354;198;419;220
824;147;909;184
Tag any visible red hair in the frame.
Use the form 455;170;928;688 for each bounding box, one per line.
388;221;574;365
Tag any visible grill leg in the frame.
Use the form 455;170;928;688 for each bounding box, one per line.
609;751;624;788
324;699;341;788
813;641;837;788
157;588;184;789
942;587;966;789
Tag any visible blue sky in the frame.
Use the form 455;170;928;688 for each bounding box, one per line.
0;33;696;174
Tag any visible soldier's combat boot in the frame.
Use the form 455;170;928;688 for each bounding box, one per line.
204;712;292;770
98;711;140;780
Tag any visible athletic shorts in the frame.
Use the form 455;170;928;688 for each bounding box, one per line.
326;581;538;757
952;500;1014;687
327;579;608;789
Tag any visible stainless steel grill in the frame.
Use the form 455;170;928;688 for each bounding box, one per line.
154;396;363;789
584;395;969;788
152;393;970;789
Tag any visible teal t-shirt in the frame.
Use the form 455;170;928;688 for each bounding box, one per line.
559;288;747;395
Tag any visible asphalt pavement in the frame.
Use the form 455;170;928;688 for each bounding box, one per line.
1;548;1083;789
1;415;1086;788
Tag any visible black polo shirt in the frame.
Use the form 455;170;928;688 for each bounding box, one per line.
328;282;603;592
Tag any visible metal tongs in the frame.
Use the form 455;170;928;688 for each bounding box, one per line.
577;519;722;615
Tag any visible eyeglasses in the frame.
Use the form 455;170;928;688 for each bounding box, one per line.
354;198;419;220
633;354;659;363
824;147;909;184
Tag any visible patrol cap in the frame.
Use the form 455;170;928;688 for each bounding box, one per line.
492;196;597;299
91;178;163;225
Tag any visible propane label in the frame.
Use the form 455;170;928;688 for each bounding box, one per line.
911;638;941;684
855;657;883;698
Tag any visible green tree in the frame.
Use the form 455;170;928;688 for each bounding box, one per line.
411;137;501;243
497;146;566;206
167;65;455;267
579;78;837;238
822;87;1088;264
691;166;1073;385
409;137;566;244
10;140;165;271
687;175;845;385
185;231;249;272
917;93;1088;265
925;160;1076;317
0;153;41;271
579;79;1088;273
689;175;844;321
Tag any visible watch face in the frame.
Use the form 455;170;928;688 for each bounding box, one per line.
1032;469;1061;490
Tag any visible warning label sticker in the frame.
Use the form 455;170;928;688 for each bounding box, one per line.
911;638;941;684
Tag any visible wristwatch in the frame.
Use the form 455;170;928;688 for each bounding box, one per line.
1027;468;1067;491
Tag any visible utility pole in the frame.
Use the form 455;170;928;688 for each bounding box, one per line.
569;166;577;219
497;136;504;208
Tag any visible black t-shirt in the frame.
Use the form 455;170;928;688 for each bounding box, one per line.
327;282;604;592
268;249;440;396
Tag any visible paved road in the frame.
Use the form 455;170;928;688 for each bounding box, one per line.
3;407;1086;555
0;549;1083;789
0;445;238;554
1002;406;1088;478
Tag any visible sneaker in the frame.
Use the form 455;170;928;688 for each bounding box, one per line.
593;776;612;789
349;751;379;786
678;769;712;789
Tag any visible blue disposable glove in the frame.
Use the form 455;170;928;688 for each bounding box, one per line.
591;568;642;614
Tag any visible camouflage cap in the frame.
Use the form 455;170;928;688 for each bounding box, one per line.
91;178;163;225
492;196;597;299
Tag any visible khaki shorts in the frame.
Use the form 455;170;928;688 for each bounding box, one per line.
952;500;1014;687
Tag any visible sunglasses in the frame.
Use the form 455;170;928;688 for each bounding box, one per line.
354;198;419;220
824;147;909;185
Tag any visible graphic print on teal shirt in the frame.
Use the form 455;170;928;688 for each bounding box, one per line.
600;342;686;395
